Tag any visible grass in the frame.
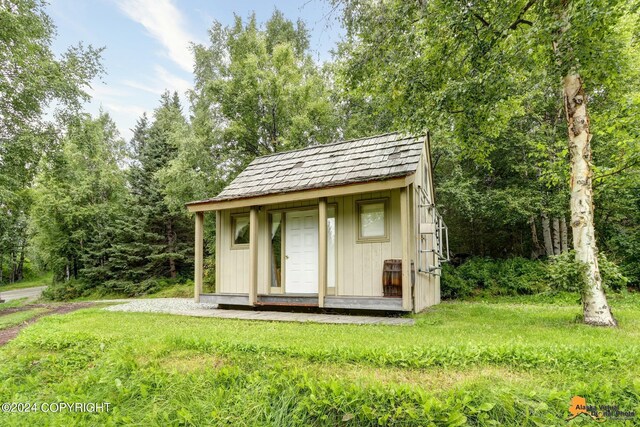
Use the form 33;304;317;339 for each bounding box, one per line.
0;272;52;292
57;280;195;301
0;297;638;426
0;298;29;310
0;308;48;331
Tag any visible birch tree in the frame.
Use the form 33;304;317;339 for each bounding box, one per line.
333;0;639;325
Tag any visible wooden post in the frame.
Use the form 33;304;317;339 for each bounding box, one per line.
249;206;259;305
400;187;412;311
318;198;327;308
215;210;221;293
194;211;204;303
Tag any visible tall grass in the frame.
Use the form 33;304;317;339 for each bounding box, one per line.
0;298;638;425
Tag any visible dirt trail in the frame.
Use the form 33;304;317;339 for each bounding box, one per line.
0;303;94;346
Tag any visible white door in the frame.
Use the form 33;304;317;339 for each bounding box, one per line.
285;210;318;293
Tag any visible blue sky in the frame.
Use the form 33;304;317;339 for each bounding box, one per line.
46;0;344;140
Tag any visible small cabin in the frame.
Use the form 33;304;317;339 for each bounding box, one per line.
186;132;448;313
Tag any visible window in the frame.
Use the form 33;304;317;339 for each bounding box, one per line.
357;199;388;242
231;214;250;248
270;213;282;287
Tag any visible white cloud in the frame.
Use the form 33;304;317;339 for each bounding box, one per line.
115;0;195;72
104;102;147;117
122;79;163;95
154;65;191;94
123;65;192;96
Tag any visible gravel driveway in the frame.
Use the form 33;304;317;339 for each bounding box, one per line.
104;298;414;325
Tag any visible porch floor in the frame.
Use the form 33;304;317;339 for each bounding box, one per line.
103;298;414;326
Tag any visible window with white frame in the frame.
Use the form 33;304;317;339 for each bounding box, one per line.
356;199;388;241
231;214;250;247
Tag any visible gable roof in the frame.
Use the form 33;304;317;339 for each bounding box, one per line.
190;132;425;204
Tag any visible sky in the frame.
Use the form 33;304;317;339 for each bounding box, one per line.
46;0;344;140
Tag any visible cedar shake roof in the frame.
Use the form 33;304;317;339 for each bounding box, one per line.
193;132;425;203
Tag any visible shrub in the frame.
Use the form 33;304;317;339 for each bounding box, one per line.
547;251;629;293
42;279;94;301
598;252;629;292
43;277;188;300
546;252;588;293
441;252;629;299
441;257;547;299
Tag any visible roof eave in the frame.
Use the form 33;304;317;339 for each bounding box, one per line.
186;173;416;212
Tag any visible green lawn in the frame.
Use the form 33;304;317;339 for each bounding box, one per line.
0;308;48;331
0;272;52;292
0;298;638;426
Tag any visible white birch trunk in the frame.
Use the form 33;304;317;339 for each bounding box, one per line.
560;216;569;253
552;217;561;255
563;73;616;327
541;213;554;256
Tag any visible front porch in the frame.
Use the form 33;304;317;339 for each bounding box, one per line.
199;293;407;311
189;178;415;312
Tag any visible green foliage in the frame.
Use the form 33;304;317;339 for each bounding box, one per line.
190;10;338;178
42;277;190;300
29;112;127;283
0;0;104;137
442;258;548;299
1;300;639;425
443;253;630;299
546;252;589;294
0;271;51;292
0;308;47;330
333;0;640;268
547;251;629;293
0;0;103;286
598;252;631;292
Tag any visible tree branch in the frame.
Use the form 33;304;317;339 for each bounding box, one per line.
472;12;491;28
508;0;537;30
593;159;640;182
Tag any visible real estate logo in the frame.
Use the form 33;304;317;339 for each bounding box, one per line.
566;395;636;422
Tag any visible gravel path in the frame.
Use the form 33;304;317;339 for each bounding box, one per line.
0;286;47;302
104;298;217;313
104;298;414;325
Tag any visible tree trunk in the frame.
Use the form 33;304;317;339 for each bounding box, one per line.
560;216;569;252
552;217;561;255
563;73;616;327
167;220;176;279
16;240;25;282
541;213;554;256
529;216;543;259
9;250;15;284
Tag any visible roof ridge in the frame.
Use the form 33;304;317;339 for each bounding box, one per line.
247;131;422;163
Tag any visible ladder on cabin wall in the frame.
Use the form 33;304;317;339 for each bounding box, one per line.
416;185;450;275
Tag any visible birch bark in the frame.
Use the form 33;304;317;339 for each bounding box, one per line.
563;73;616;327
560;216;569;253
552;217;561;255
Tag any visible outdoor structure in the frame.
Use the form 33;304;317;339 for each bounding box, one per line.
186;132;448;313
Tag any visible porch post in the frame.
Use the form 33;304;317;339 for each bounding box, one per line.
318;197;327;307
249;206;259;305
400;187;412;311
215;210;221;293
194;211;204;303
